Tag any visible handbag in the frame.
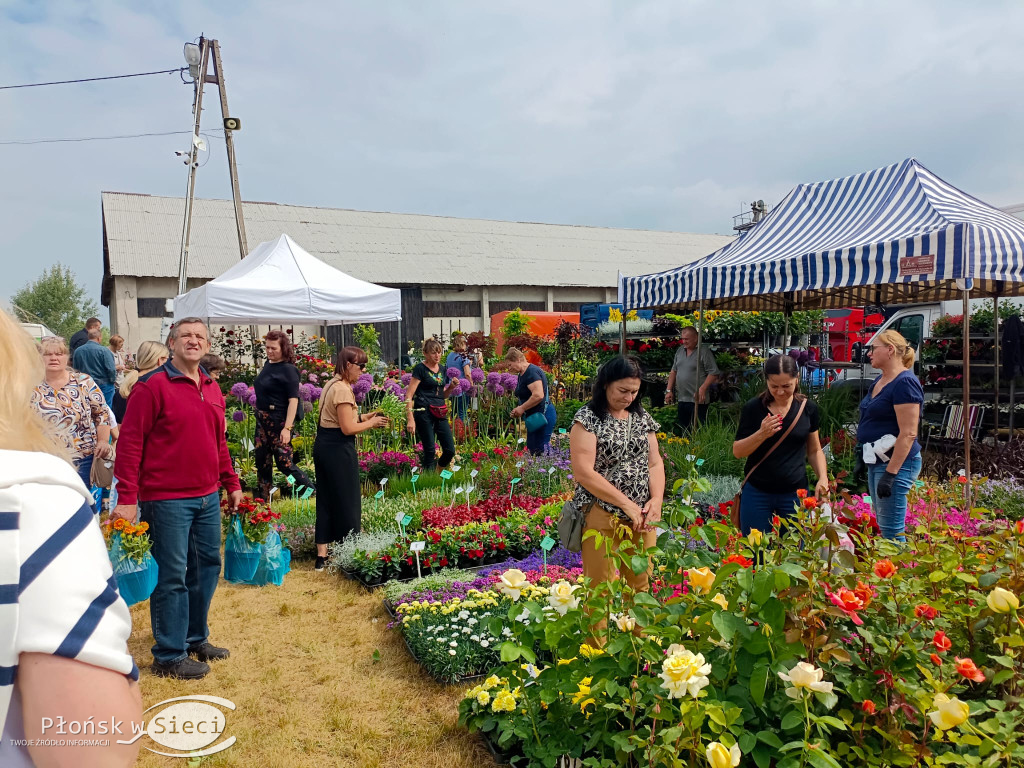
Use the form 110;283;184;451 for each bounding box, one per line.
524;400;549;433
558;498;594;552
729;398;807;529
428;403;449;419
90;449;116;489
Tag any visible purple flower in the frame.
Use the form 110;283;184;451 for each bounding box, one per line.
299;383;314;402
231;410;245;422
230;382;249;399
446;367;462;381
470;368;485;384
500;372;518;391
384;381;401;396
308;373;319;384
401;373;412;386
458;378;473;395
310;385;323;401
486;372;501;393
246;391;258;407
493;385;505;397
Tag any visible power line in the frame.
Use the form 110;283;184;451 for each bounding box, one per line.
0;129;223;146
0;68;184;90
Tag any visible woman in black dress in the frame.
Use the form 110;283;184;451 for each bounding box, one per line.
254;330;314;502
405;338;461;471
313;346;389;570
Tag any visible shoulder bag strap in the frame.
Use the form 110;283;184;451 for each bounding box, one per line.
740;398;807;489
319;378;340;427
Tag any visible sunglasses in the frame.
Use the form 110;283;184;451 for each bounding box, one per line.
350;362;367;370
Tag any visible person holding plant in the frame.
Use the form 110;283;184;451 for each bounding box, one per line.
112;340;168;423
406;338;460;472
506;347;557;455
732;354;829;535
857;329;923;541
314;346;389;571
569;356;664;619
254;330;314;502
446;334;481;423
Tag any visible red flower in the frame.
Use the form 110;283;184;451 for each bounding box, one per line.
722;553;753;568
827;588;865;625
957;475;967;484
955;657;985;683
771;515;781;528
802;497;818;509
873;560;897;579
796;489;808;499
930;653;943;666
860;700;876;715
932;630;952;653
914;604;939;621
1016;520;1024;535
853;581;874;607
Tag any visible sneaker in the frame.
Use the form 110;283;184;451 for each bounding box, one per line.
188;642;230;662
151;657;210;680
314;556;327;571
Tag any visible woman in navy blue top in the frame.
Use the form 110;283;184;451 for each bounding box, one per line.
858;330;924;541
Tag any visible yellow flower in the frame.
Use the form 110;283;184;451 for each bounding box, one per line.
706;742;741;768
498;569;529;601
557;657;577;666
659;645;711;699
778;661;832;699
547;580;580;615
928;693;970;730
686;567;716;595
579;644;604;659
476;691;491;706
491;690;517;713
612;613;636;632
747;528;763;547
711;593;729;611
571;677;595;711
483;675;501;690
987;587;1019;614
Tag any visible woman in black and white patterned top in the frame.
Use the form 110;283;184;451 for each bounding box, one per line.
569;356;664;607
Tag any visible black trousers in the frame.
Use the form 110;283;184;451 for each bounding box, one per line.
313;427;360;545
255;408;313;503
413;409;455;471
676;402;709;435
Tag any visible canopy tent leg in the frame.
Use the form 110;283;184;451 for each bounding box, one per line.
961;287;972;510
695;299;706;430
993;294;1000;436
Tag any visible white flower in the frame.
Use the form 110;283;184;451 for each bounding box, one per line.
458;609;470;620
499;569;530;601
706;741;741;768
471;635;480;642
546;580;581;616
481;640;490;648
659;646;712;699
778;661;833;699
448;649;457;656
502;627;513;637
467;617;478;626
462;627;472;634
515;608;531;624
449;641;458;648
611;613;636;632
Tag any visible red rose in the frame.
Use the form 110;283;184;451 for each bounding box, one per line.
860;700;876;715
914;604;939;621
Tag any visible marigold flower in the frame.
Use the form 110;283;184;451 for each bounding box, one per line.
986;587;1020;614
860;700;876;715
954;657;986;683
928;693;970;730
705;741;741;768
873;559;897;579
915;604;939;621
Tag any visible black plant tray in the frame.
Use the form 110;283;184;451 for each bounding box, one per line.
399;633;487;686
482;731;517;766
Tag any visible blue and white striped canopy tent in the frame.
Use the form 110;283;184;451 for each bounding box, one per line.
620;158;1024;312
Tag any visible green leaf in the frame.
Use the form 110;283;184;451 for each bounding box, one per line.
712;611;745;641
499;641;521;662
757;730;784;748
750;664;769;707
816;716;847;731
805;749;843;768
752;570;774;604
929;570;947;583
992;669;1014;685
739;731;757;754
737;567;754;593
774;569;792;591
781;711;804;731
954;572;978;585
979;571;1002;587
630;555;649;575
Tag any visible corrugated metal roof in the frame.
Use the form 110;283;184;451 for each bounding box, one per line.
102;191;733;287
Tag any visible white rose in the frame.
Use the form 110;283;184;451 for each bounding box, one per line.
778;661;833;699
499;569;530;601
546;580;581;616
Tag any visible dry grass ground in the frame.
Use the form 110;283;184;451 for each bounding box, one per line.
130;560;498;768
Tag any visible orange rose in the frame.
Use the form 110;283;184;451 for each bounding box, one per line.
930;653;943;666
954;657;985;683
915;604;939;621
873;560;897;579
932;630;952;653
802;497;818;509
854;581;874;607
860;700;876;715
796;489;808;499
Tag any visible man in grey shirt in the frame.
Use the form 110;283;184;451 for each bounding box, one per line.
664;326;720;433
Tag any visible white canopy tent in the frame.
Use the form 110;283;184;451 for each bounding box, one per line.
173;234;402;325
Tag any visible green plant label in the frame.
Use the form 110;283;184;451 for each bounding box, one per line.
696;459;705;466
374;490;384;499
440;470;454;480
862;495;872;504
411;474;419;483
511;477;521;485
301;488;314;500
914;479;925;488
558;428;567;434
286;474;296;485
401;514;413;527
540;536;555;551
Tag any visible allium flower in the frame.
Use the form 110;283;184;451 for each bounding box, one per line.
486;372;500;392
987;587;1020;614
493;385;505;397
446;366;462;381
546;580;580;615
659;645;711;699
230;382;249;399
471;367;485;384
401;373;412;386
705;742;741;768
231;410;245;422
310;385;323;401
498;569;529;601
246;391;258;407
779;661;833;699
500;372;518;391
459;377;473;394
298;383;313;402
929;693;970;730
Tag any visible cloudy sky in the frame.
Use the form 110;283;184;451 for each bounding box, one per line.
3;0;1024;319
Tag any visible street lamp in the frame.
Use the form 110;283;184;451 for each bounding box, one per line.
183;42;201;80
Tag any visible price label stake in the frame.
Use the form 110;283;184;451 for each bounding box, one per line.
410;541;426;579
451;465;461;473
540;535;556;574
440;470;453;480
286;474;296;485
470;469;478;479
374;489;385;500
509;477;521;500
558;428;567;435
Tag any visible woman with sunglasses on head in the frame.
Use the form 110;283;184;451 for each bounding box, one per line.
857;330;923;541
313;346;389;570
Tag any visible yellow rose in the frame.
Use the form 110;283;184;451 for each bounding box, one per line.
498;569;529;601
483;675;501;690
547;580;580;615
987;587;1020;614
613;613;636;632
686;567;716;595
747;528;763;547
659;645;711;699
491;690;517;713
778;661;833;699
711;593;729;611
706;741;741;768
928;693;970;730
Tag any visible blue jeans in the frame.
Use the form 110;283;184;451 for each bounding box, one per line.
452;393;469;422
739;482;801;536
74;457;99;513
140;492;222;664
868;454;922;542
526;402;557;456
99;383;115;406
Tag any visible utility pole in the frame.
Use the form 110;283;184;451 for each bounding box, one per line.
208;39;249;258
176;38;211;297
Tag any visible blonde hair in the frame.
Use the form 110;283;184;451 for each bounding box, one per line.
422;338;443;355
451;335;468;352
39;335;68;356
504;347;527;363
109;334;124;351
119;340;169;398
874;330;915;368
0;310;67;457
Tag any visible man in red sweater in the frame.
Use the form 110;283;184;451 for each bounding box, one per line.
111;317;241;680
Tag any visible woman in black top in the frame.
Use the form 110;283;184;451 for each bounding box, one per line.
506;348;557;455
405;338;460;471
732;355;829;535
254;330;313;501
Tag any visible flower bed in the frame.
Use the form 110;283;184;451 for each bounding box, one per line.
420;493;546;528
